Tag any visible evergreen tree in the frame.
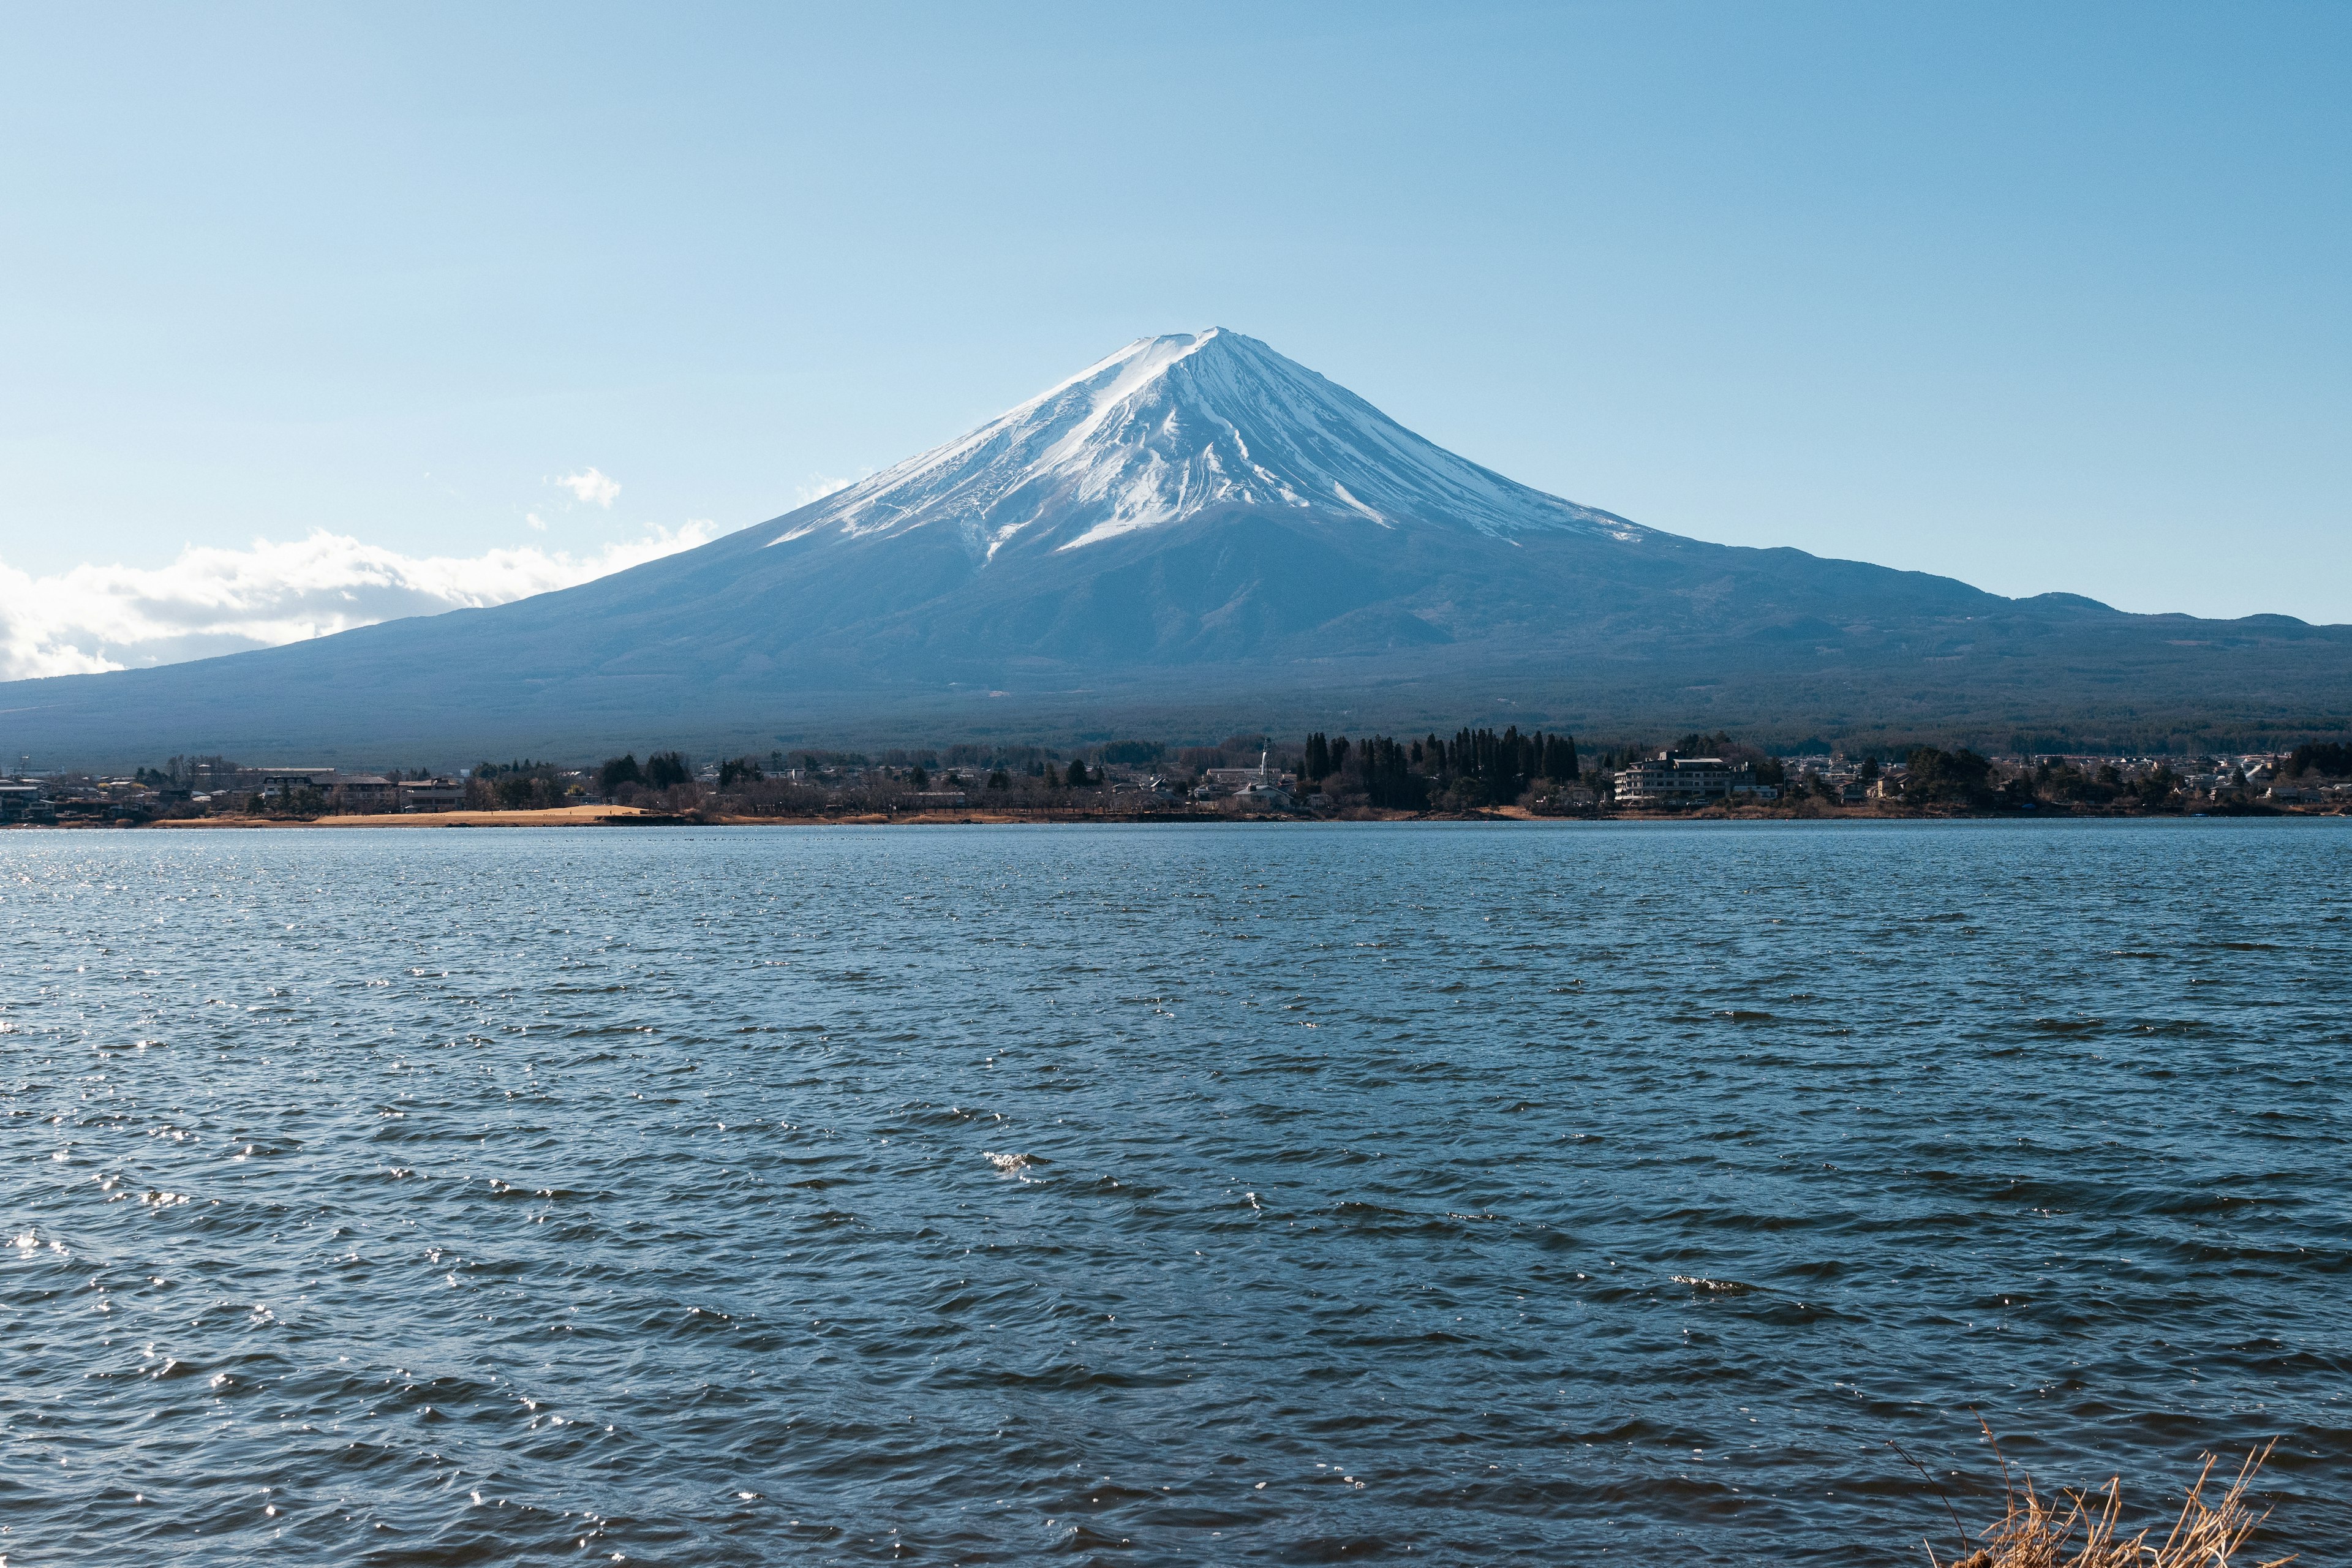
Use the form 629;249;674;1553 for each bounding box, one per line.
2288;741;2352;777
1907;747;1994;803
1356;735;1428;809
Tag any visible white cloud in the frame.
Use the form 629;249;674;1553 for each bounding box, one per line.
795;473;859;507
0;519;733;682
526;511;549;532
554;467;621;507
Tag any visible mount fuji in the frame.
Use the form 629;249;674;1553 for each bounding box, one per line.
6;329;2348;765
785;328;1648;557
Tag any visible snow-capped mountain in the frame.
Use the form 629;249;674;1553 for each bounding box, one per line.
781;328;1646;559
7;328;2347;765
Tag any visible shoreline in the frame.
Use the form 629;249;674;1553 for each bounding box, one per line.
39;802;2345;829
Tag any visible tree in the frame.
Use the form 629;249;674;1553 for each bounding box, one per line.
1355;735;1427;809
1907;747;1994;804
718;756;764;790
599;754;642;794
644;752;691;790
908;764;930;790
986;769;1010;791
2288;741;2352;778
1065;759;1090;788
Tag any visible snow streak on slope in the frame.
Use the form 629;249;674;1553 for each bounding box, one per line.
769;329;1647;562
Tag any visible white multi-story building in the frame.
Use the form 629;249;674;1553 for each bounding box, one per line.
1614;754;1757;805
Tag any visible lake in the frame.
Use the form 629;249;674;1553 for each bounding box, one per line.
3;820;2345;1563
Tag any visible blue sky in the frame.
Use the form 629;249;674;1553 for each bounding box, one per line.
2;1;2346;669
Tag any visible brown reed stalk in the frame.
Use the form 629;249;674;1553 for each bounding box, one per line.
1922;1427;2291;1568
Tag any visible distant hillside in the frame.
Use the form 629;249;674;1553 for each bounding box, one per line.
4;330;2346;769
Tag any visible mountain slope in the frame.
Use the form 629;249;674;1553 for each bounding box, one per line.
4;329;2348;766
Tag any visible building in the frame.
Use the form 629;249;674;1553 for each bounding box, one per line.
1204;749;1291;797
258;769;337;799
326;774;398;811
399;777;467;812
1614;754;1756;805
0;782;52;824
904;791;970;810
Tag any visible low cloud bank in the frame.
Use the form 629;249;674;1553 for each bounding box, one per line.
0;521;732;682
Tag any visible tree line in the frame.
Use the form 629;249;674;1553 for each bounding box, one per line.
597;751;694;794
1300;726;1580;810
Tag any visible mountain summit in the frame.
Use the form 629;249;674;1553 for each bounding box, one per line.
3;331;2346;764
795;329;1644;558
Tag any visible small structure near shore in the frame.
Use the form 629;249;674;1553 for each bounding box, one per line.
399;777;466;812
902;791;970;810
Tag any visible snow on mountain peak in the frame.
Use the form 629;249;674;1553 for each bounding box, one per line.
772;329;1644;560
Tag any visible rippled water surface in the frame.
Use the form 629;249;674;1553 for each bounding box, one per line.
4;821;2347;1564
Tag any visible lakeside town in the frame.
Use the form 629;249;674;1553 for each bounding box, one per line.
4;731;2348;826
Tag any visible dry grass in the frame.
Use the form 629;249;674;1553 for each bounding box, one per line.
1918;1428;2291;1568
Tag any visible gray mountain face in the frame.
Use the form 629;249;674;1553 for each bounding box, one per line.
6;330;2348;767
